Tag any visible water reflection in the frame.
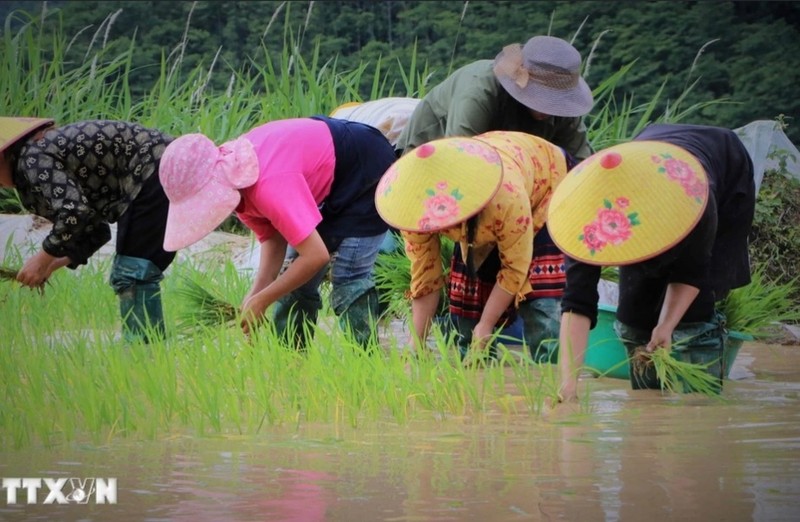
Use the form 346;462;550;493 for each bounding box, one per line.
0;343;798;521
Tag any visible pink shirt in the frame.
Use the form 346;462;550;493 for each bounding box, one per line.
235;119;335;246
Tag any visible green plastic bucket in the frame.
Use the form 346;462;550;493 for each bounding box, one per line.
583;304;630;379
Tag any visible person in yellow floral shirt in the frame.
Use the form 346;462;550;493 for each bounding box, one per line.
375;130;575;360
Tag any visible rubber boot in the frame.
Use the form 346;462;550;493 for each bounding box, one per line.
332;280;379;350
518;297;561;363
272;294;321;351
109;255;165;344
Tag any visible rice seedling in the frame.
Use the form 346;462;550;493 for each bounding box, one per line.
0;248;571;450
173;273;239;329
374;235;454;318
719;264;800;337
630;346;723;398
0;265;19;282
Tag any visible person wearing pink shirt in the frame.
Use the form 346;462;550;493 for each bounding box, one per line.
158;116;397;349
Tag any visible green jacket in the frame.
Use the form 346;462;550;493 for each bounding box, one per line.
396;60;593;160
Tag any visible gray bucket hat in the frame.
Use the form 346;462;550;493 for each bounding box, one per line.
493;36;593;117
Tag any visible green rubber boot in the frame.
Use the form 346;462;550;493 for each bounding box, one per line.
272;294;321;351
109;255;165;344
332;280;379;350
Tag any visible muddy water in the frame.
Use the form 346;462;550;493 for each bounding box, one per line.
1;342;798;521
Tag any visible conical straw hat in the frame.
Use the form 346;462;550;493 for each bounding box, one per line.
0;117;54;154
375;137;504;232
547;140;709;265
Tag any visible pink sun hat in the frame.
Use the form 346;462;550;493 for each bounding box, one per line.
159;133;259;251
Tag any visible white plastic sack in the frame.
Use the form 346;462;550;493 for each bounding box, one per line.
734;120;800;193
330;97;421;147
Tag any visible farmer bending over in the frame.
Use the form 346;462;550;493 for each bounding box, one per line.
548;124;756;401
0;117;175;343
158;116;396;349
374;131;576;361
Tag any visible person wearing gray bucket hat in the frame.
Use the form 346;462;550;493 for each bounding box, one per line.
395;35;594;160
493;35;594;120
391;35;595;357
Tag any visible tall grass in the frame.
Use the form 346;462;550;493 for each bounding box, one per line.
0;6;407;140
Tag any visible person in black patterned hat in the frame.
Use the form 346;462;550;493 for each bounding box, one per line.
0;117;175;343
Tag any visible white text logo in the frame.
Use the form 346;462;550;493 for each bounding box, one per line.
2;478;117;504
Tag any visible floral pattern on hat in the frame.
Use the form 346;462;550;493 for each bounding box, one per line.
377;163;398;198
417;181;464;231
454;141;502;165
579;197;640;256
652;153;706;203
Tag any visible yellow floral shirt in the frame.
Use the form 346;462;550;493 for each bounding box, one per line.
402;131;568;303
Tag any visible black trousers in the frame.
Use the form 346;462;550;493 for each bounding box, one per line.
616;267;716;332
115;172;176;272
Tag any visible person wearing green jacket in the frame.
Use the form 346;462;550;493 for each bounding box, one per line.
395;35;594;161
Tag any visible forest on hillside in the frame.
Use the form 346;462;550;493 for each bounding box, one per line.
2;1;799;140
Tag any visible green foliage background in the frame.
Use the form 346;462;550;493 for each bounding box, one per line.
1;1;798;140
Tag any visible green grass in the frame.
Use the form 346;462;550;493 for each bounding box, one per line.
719;264;800;337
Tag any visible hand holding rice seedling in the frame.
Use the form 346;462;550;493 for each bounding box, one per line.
631;345;723;397
173;274;239;331
0;265;49;295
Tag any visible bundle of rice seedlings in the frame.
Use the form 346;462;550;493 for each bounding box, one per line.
0;266;19;282
600;265;619;283
719;264;800;336
630;346;723;397
173;274;239;330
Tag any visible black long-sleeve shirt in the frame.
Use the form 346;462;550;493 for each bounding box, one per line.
10;120;172;266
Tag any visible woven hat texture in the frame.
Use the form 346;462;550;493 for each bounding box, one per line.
547;140;709;265
375;137;504;232
0;116;54;154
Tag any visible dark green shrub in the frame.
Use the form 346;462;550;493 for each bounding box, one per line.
749;171;800;303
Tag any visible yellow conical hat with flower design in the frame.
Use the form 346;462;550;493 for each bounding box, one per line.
0;117;54;155
375;137;504;232
547;140;709;265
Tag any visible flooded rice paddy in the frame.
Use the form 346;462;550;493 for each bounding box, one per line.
1;341;798;521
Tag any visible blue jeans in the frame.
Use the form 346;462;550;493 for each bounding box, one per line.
273;233;386;348
454;297;561;362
